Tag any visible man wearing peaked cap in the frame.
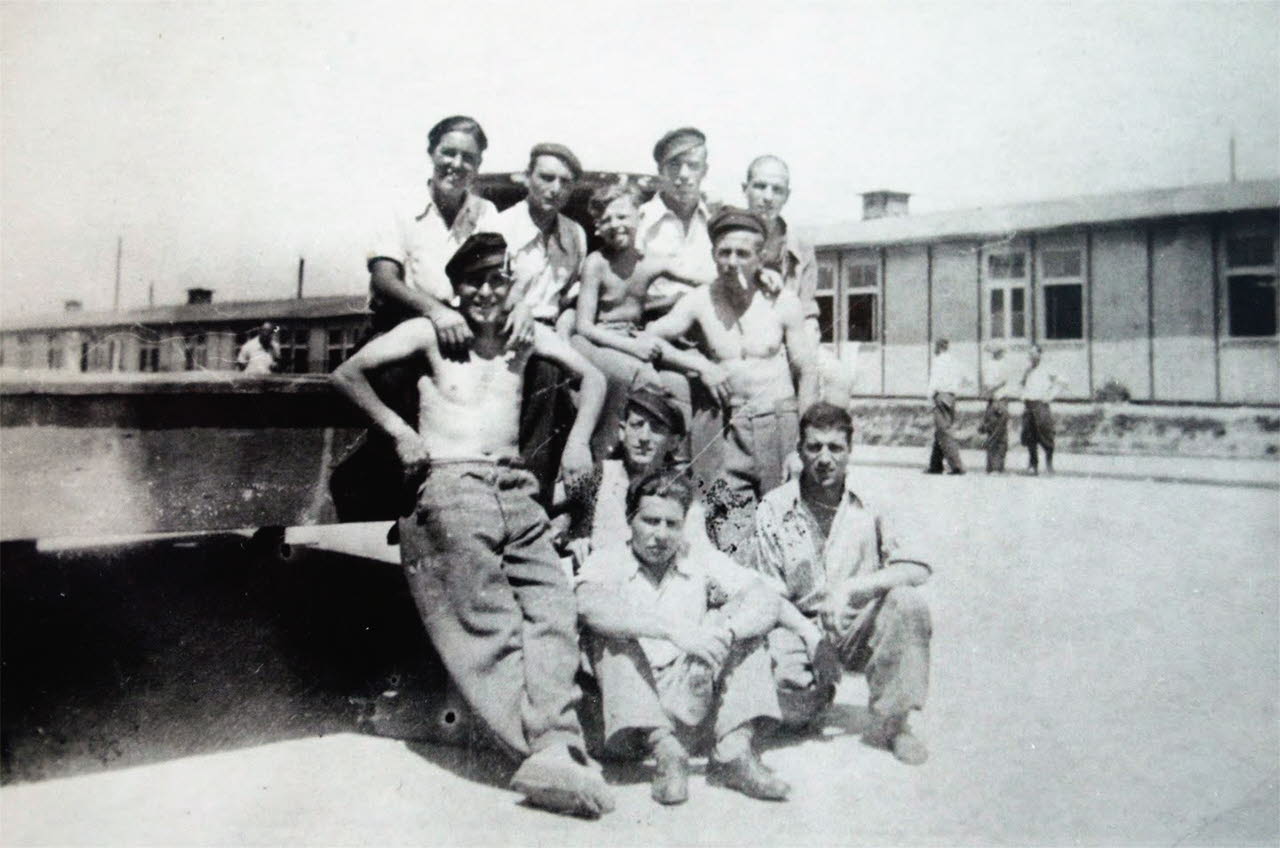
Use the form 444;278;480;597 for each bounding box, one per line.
637;126;716;312
333;222;614;819
495;142;590;508
707;206;768;242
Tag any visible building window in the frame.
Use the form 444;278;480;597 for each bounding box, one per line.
83;338;114;372
815;260;836;344
326;326;359;372
138;338;160;372
984;250;1028;339
843;261;879;343
1225;232;1277;338
184;333;208;371
16;335;33;369
46;335;64;370
1040;247;1084;340
278;327;311;374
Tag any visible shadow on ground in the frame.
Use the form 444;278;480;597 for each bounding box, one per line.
0;535;459;785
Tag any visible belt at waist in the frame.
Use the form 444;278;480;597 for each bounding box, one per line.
429;455;528;469
726;396;800;418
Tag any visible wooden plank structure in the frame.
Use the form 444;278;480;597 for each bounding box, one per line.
0;371;365;542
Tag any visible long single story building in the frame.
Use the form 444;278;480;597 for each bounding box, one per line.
809;179;1279;405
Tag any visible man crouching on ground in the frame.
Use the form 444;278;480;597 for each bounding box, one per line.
332;232;614;819
753;402;934;765
576;468;790;806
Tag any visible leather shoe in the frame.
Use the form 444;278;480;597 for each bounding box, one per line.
707;752;790;801
651;748;689;805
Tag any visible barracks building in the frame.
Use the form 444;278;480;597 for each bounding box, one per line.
809;178;1279;405
2;177;1277;406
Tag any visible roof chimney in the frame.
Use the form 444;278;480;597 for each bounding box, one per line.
186;287;214;305
860;190;911;220
64;299;83;312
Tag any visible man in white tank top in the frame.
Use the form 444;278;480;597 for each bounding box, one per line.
333;232;614;819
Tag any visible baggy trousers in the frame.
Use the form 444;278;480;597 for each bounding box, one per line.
589;623;780;757
398;461;586;759
705;399;800;563
981;398;1010;473
1020;400;1055;468
928;392;965;473
768;586;932;726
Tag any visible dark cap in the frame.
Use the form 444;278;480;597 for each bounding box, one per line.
708;206;767;242
625;387;685;436
652;127;706;166
528;142;583;180
445;232;508;282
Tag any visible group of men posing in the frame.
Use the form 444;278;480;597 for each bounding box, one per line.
332;116;933;818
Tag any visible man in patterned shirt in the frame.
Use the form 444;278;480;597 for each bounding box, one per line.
751;402;934;765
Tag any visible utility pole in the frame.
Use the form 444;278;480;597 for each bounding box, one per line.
148;282;155;307
297;257;305;299
113;236;123;311
1229;133;1237;183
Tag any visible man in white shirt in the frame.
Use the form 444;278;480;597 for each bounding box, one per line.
576;468;790;805
495;143;589;507
236;322;279;375
636;127;717;314
925;338;971;474
1020;344;1067;475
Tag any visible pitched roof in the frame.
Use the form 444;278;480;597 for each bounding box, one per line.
2;294;367;333
807;179;1280;249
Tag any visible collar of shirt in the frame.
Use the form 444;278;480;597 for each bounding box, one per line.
638;193;710;232
617;544;698;585
413;184;487;232
773;477;864;521
503;200;574;254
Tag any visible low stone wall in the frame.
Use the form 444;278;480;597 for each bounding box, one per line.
848;398;1280;460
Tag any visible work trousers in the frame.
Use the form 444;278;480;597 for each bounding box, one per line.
569;332;689;459
768;586;932;727
981;398;1010;473
397;461;585;759
589;619;780;758
1021;400;1056;469
928;392;965;473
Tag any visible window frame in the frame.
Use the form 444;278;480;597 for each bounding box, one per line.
815;256;838;346
841;253;880;345
1222;225;1278;340
325;325;360;372
277;326;312;374
1038;243;1085;341
982;246;1030;341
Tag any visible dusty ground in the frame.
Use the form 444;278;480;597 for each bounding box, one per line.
2;463;1277;846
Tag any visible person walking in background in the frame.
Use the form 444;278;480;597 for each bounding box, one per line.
925;338;970;475
1020;344;1066;475
979;344;1015;473
236;322;279;374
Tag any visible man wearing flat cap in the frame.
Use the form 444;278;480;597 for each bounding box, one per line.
637;127;717;314
496;143;589;508
647;206;819;562
333;231;615;819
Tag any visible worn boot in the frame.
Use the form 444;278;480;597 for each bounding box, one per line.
707;750;790;801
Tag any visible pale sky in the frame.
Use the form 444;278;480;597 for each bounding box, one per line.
2;0;1277;318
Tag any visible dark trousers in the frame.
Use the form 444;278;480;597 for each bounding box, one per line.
981;398;1009;472
398;462;586;759
927;392;965;473
1021;400;1056;470
520;355;576;510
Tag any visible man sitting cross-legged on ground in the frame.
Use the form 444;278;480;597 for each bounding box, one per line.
646;207;819;562
751;402;934;765
332;232;614;819
570;181;717;458
576;468;791;805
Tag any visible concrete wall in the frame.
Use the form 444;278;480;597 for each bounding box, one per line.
1090;226;1152;400
883;245;930;395
1150;220;1217;401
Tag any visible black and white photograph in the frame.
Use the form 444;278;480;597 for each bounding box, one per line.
1;1;1277;844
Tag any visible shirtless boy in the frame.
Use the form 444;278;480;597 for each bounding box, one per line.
332;232;614;819
571;182;717;456
647;207;819;560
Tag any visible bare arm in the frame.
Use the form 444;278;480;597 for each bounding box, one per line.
718;579;782;641
532;325;607;490
645;292;699;341
776;597;823;655
780;293;819;411
831;562;930;611
369;259;448;321
574;255;657;360
577;581;730;667
331;318;435;468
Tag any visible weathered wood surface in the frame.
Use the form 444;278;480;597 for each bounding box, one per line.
0;372;366;541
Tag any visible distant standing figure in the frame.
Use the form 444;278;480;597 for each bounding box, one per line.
979;345;1015;473
925;338;970;475
1020;344;1066;475
237;322;280;374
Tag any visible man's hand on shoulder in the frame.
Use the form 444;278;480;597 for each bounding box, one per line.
504;301;536;350
757;267;786;296
430;307;473;361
